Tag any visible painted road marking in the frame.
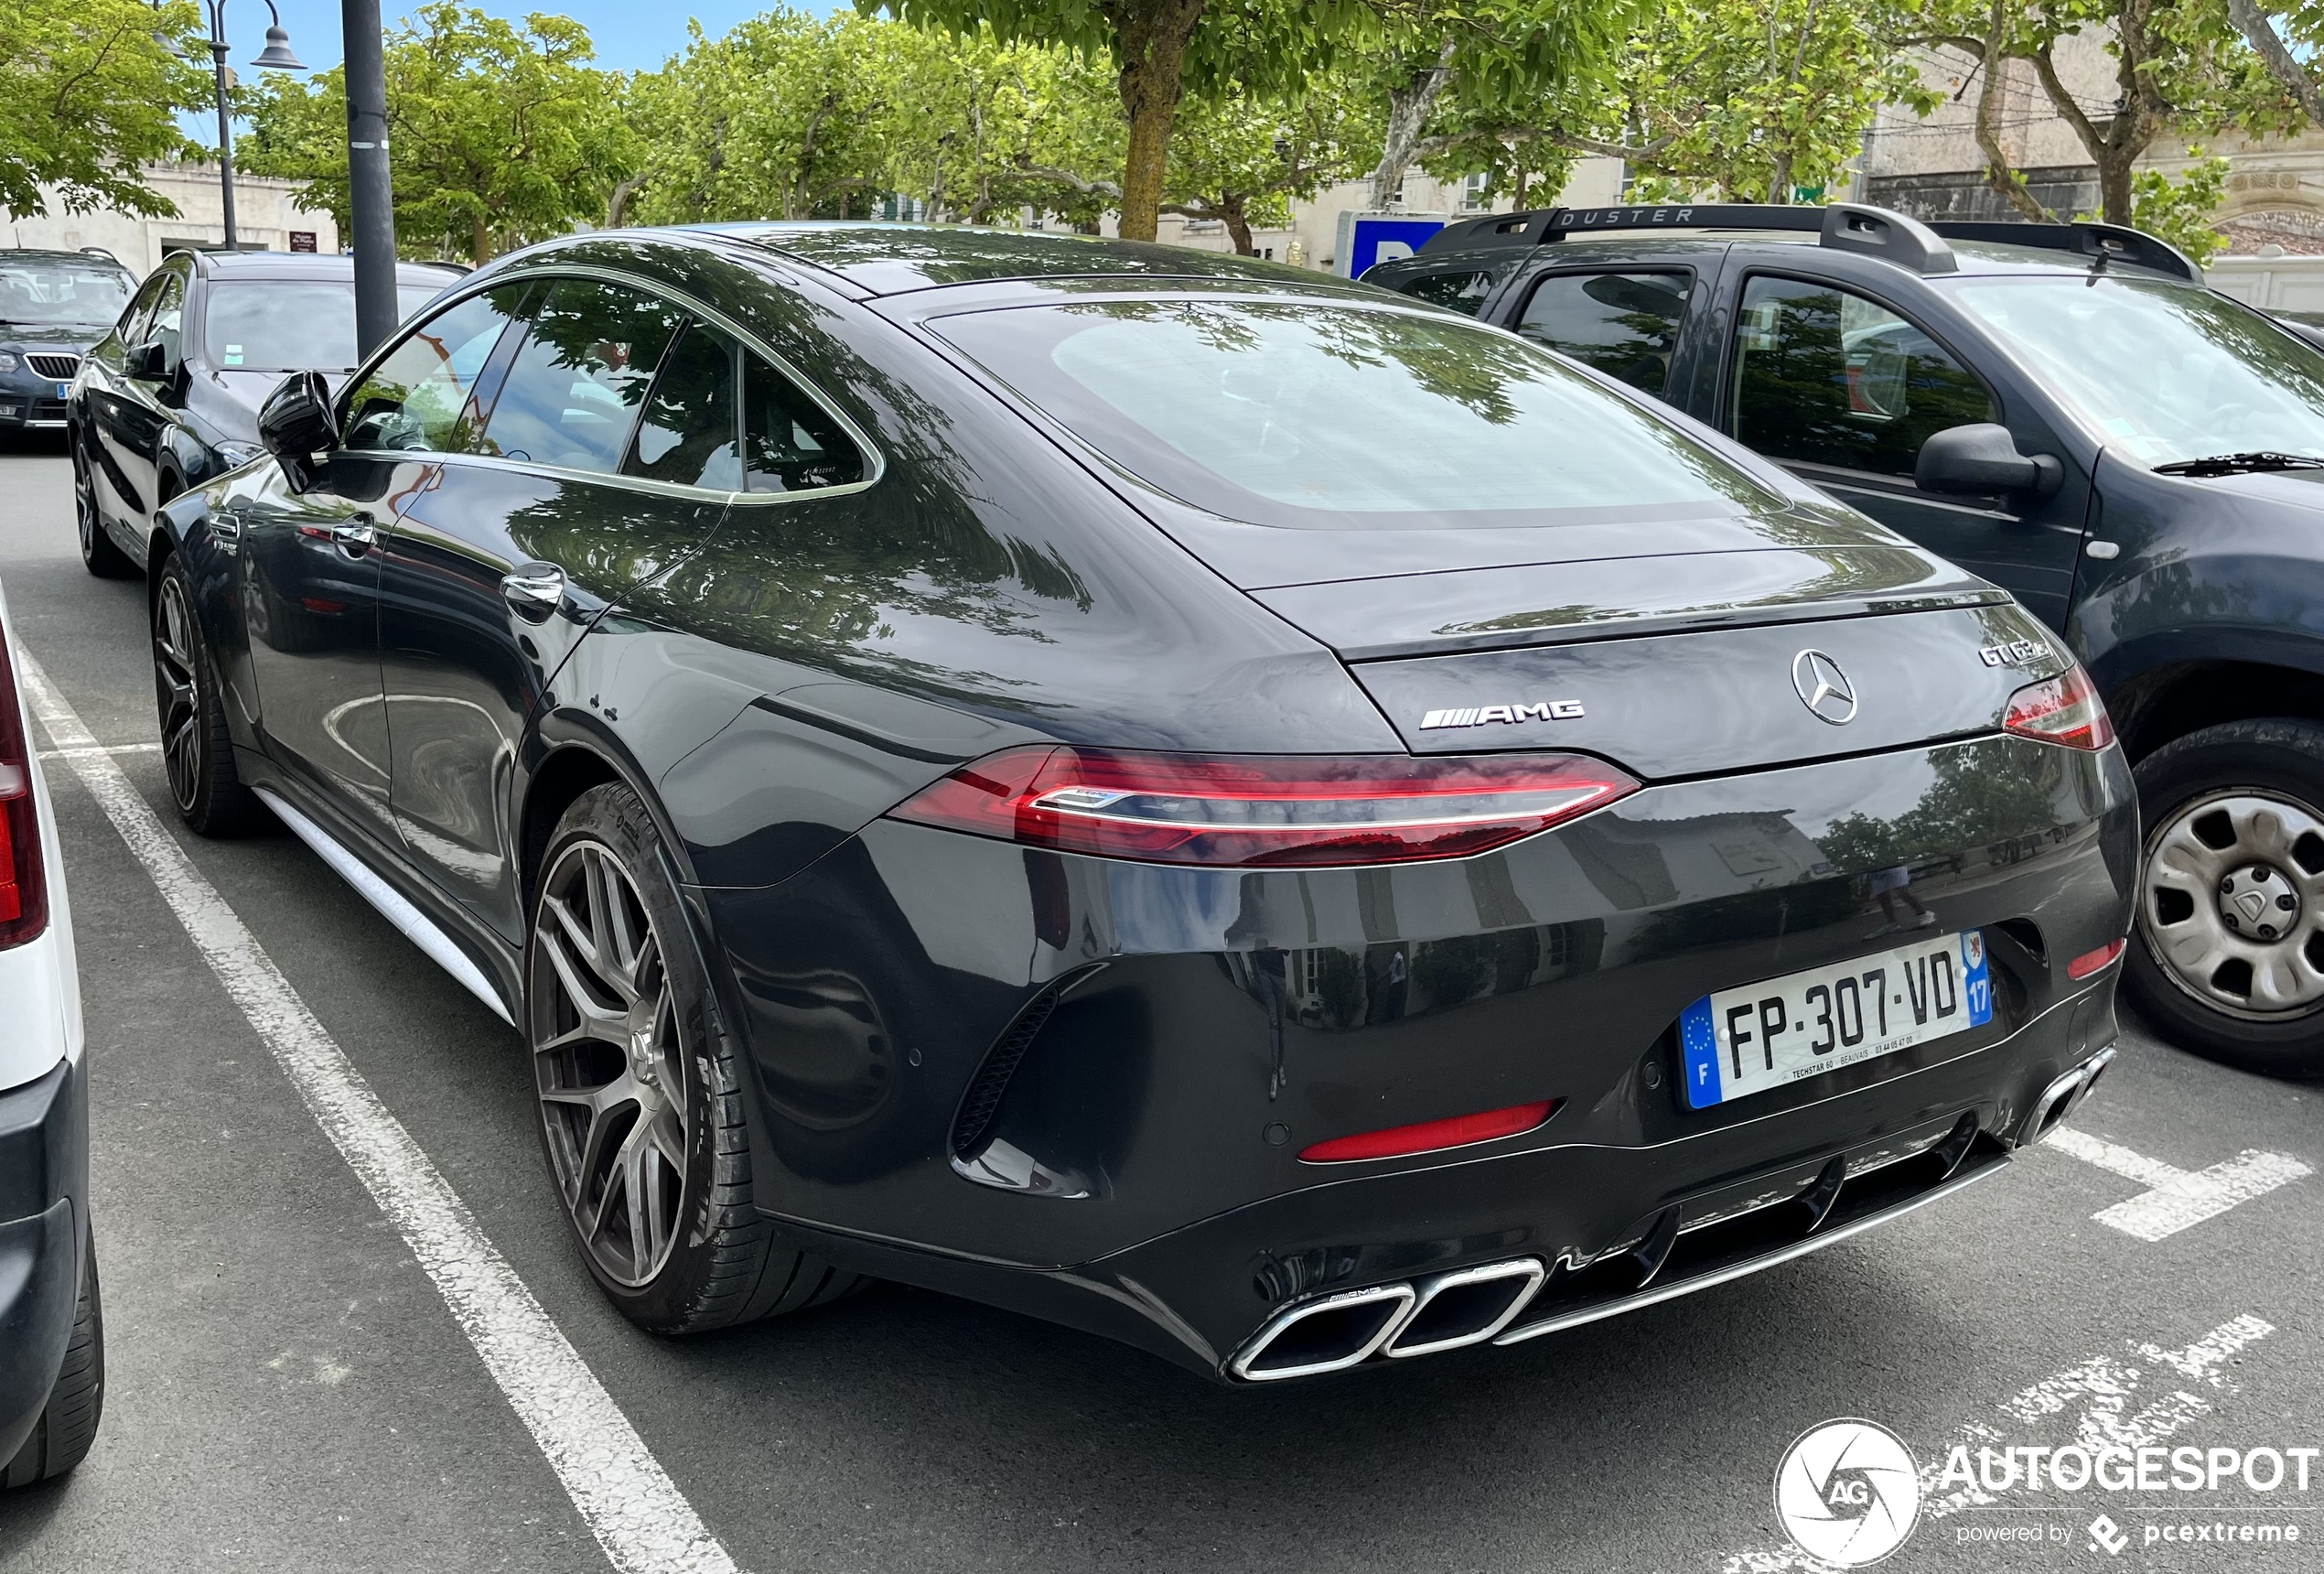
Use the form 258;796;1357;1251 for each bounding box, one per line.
38;740;161;759
2045;1127;2311;1242
22;654;741;1574
1722;1313;2277;1573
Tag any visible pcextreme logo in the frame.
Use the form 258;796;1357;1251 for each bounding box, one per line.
1772;1418;1922;1567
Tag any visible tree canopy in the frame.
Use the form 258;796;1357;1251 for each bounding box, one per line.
1;0;210;220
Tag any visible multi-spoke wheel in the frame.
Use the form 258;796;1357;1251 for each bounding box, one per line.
2127;718;2324;1076
532;840;689;1287
72;438;135;577
524;782;868;1330
149;554;263;836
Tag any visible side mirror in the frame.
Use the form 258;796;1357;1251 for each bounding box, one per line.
1916;423;2064;502
257;370;340;492
129;340;171;380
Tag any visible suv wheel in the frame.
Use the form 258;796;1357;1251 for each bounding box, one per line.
2127;717;2324;1076
152;555;264;836
72;442;134;579
526;782;865;1331
3;1230;103;1489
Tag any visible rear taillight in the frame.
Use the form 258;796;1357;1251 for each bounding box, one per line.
2004;663;2114;750
887;749;1639;868
0;615;49;948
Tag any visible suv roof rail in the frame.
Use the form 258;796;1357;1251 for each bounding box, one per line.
1419;201;1959;275
1921;219;2200;282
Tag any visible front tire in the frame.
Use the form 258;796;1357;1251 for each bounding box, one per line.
2126;717;2324;1077
72;438;135;579
526;782;864;1331
3;1231;104;1490
152;555;264;836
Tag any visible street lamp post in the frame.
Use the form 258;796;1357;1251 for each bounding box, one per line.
198;0;306;251
343;0;399;355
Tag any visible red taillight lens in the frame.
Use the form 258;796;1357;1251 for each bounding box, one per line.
887;749;1639;868
0;614;49;948
2068;938;2125;979
1299;1100;1559;1163
2004;663;2114;750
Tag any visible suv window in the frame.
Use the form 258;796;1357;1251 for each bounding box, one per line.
1517;271;1691;396
342;286;529;454
1385;264;1512;318
479;278;686;474
1729;275;1994;479
121;268;175;346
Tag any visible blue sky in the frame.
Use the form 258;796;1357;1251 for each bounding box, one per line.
218;0;846;77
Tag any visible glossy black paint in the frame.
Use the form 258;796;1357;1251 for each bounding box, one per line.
1370;225;2324;765
157;225;2135;1381
0;1058;86;1466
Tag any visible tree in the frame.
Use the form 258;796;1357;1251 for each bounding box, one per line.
242;3;634;264
1;0;209;220
1160;80;1374;253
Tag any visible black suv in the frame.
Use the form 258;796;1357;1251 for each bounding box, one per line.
1370;203;2324;1077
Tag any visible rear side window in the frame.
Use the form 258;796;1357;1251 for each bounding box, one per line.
1516;271;1691;397
479;278;685;474
1728;275;1994;479
342;286;527;454
624;322;742;490
743;353;863;492
1380;264;1510;318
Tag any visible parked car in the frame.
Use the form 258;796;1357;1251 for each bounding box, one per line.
0;577;100;1485
1371;203;2324;1078
0;249;134;437
67;250;460;578
147;224;2129;1383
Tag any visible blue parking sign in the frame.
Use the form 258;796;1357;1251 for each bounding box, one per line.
1345;216;1447;278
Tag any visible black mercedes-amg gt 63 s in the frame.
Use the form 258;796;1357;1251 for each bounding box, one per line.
146;224;2133;1383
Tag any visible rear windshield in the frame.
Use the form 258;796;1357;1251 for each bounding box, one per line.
930;298;1779;530
205;280;448;372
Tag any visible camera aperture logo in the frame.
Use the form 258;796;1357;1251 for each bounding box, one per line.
1774;1418;1923;1567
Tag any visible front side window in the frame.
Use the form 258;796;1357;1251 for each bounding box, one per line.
1384;265;1511;318
205;281;447;373
1517;271;1692;396
1949;276;2324;468
147;271;188;366
931;298;1781;530
1728;275;1995;480
342;286;528;453
478;278;686;474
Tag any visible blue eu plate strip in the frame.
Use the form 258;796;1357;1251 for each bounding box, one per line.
1679;996;1722;1110
1963;928;1993;1027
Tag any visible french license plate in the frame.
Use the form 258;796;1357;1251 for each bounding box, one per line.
1679;930;1992;1109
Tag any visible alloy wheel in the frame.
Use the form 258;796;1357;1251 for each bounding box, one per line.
530;840;690;1288
73;449;99;554
2140;789;2324;1019
152;576;203;813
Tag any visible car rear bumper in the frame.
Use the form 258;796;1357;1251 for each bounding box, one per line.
0;1057;86;1461
700;732;2136;1381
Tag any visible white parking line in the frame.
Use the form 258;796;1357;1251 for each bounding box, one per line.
21;654;741;1574
38;740;160;758
2045;1127;2311;1242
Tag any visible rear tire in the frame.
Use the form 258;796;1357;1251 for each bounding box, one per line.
2;1231;103;1490
72;439;135;579
2125;717;2324;1077
152;554;265;837
525;782;866;1331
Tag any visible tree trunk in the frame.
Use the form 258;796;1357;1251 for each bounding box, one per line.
1104;0;1207;242
1223;196;1253;255
1368;38;1459;211
471;214;490;266
2228;0;2324;125
605;174;643;229
2025;9;2160;226
1975;5;2048;221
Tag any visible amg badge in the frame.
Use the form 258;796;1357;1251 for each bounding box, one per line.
1418;701;1585;729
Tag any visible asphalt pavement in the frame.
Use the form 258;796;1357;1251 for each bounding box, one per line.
0;432;2319;1574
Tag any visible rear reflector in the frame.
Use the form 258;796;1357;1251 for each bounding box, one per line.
2068;938;2125;979
0;609;49;948
1298;1100;1558;1163
888;749;1637;868
2004;663;2114;750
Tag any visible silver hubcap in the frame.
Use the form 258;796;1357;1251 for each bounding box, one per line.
2142;790;2324;1017
153;577;201;811
530;842;689;1287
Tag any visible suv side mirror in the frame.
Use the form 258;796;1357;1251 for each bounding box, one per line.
128;340;171;380
258;371;340;492
1916;423;2064;501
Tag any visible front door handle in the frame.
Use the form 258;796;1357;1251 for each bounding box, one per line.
500;561;566;622
330;514;375;557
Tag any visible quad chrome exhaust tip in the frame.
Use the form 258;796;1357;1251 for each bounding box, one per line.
1384;1258;1548;1358
1231;1258;1549;1381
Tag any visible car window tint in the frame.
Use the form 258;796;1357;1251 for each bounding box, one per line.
342;286;528;453
743;353;862;492
1386;266;1507;318
1517;271;1691;396
1729;275;1995;479
479;278;684;475
624;321;742;490
122;270;174;343
204;281;447;373
148;272;186;365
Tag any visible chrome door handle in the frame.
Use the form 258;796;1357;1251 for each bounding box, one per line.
500;561;566;622
329;515;375;557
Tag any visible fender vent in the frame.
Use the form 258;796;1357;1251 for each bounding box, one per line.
951;968;1098;1158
